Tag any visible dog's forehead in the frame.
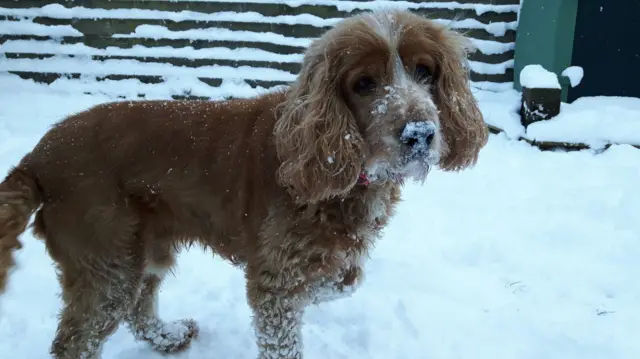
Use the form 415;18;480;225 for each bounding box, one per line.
354;12;435;84
355;11;438;67
361;11;404;47
358;11;431;48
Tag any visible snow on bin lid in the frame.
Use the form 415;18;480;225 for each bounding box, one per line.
520;64;561;90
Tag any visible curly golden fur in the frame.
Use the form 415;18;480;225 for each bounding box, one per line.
0;9;487;359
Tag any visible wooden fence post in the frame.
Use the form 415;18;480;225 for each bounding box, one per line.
519;64;562;127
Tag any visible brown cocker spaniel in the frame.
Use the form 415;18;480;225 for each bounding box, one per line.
0;9;488;359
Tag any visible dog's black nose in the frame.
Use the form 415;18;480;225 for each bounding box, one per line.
400;121;436;150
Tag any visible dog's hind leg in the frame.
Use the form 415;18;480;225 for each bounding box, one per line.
49;253;142;359
124;242;199;354
41;196;145;359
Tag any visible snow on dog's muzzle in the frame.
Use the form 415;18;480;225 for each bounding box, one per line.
400;121;436;160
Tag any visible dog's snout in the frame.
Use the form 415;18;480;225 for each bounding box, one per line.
400;121;436;149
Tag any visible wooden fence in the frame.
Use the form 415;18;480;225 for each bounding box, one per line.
0;0;520;99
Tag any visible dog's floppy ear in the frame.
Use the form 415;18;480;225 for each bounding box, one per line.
274;41;365;205
431;26;489;171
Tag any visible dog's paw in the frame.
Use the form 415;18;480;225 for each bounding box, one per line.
138;318;199;354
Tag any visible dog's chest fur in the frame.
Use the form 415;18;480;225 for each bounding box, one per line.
256;183;401;292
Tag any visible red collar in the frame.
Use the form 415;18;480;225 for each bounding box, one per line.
357;172;370;186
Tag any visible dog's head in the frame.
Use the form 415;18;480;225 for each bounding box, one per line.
275;9;488;204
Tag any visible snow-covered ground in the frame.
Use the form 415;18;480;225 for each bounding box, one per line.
0;75;639;359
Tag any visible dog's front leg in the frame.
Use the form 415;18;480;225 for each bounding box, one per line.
310;266;363;305
247;281;307;359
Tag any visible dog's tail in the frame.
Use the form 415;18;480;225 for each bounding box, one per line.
0;167;41;294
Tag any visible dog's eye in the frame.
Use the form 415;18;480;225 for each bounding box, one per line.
415;64;432;81
352;76;376;95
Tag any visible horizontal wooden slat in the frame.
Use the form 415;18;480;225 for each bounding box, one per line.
473;49;515;65
16;16;332;38
470;68;513;83
0;34;307;54
3;52;302;74
2;16;516;43
7;70;287;89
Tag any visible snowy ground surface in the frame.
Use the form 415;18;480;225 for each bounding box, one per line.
0;79;639;359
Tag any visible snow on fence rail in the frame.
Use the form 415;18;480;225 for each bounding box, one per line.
0;0;520;99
